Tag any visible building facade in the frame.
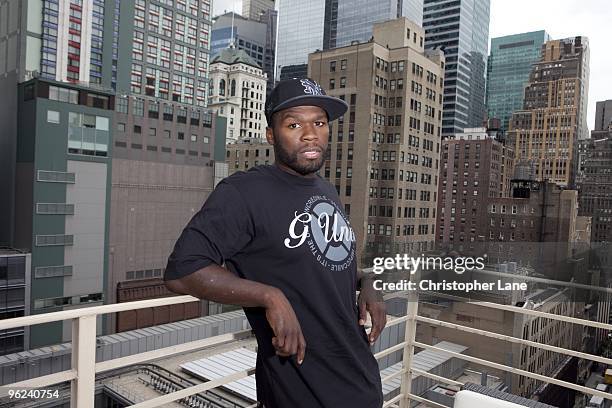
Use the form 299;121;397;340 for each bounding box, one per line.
242;0;274;20
486;31;550;133
576;133;612;243
507;37;590;187
208;48;267;142
226;138;275;176
108;95;225;333
0;0;123;245
594;99;612;132
13;79;113;347
123;0;212;106
436;127;514;247
423;0;491;138
211;11;276;93
486;180;578;271
276;0;426;82
335;0;423;48
309;18;445;263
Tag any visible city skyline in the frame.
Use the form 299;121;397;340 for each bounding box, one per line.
214;0;612;131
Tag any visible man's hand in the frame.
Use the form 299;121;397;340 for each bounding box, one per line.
264;288;307;365
358;276;387;346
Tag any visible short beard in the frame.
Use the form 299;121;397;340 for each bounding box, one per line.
273;142;326;176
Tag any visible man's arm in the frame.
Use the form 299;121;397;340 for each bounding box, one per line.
356;269;387;345
166;264;306;364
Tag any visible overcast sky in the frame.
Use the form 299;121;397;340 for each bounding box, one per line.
213;0;612;130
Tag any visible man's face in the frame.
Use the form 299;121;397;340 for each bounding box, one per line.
266;105;329;177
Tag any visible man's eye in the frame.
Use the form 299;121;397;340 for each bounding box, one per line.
288;123;301;129
315;121;326;127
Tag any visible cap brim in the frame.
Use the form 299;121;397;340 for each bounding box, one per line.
268;95;348;123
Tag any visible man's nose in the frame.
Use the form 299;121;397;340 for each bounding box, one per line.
301;123;319;140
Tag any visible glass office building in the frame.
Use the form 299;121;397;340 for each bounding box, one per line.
335;0;423;47
275;0;327;72
423;0;490;137
486;31;550;132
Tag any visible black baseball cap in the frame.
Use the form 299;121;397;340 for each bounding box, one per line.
265;78;348;126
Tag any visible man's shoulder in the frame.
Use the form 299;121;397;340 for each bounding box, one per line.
222;165;276;191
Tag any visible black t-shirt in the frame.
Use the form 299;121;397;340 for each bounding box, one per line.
165;165;383;408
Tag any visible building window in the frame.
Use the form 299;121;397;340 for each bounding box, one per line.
117;122;126;132
191;134;197;142
68;112;110;157
47;110;60;124
340;77;346;88
329;78;335;89
330;61;336;72
49;86;78;104
149;127;156;136
164;130;171;138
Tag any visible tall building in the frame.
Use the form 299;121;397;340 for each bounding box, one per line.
211;11;276;93
335;0;423;48
486;31;551;132
208;47;267;142
594;99;612;132
13;78;114;347
276;0;328;75
242;0;274;20
436;126;514;247
423;0;491;138
276;0;424;81
507;37;590;187
124;0;212;106
0;0;122;245
0;250;30;355
309;18;445;262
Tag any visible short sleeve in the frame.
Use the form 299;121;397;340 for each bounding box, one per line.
164;181;254;281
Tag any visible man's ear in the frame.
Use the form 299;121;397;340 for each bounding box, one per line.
265;126;275;145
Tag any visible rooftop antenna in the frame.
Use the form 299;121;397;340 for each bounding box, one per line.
229;0;236;48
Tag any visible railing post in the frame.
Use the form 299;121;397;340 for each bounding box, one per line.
399;290;418;408
71;315;97;408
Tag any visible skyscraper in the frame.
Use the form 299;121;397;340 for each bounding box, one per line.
276;0;424;80
242;0;274;20
507;36;590;187
423;0;491;138
309;18;445;261
486;31;551;132
335;0;423;48
276;0;328;74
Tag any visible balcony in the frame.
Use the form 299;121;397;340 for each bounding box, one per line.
1;270;611;408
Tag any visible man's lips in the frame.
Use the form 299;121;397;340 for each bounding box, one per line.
300;148;322;159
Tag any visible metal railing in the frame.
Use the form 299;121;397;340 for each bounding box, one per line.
1;274;612;408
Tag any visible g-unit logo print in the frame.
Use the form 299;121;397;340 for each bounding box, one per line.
284;196;356;271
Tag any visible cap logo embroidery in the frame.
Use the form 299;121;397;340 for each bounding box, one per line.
300;79;323;96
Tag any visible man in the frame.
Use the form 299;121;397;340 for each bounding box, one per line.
164;78;386;407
